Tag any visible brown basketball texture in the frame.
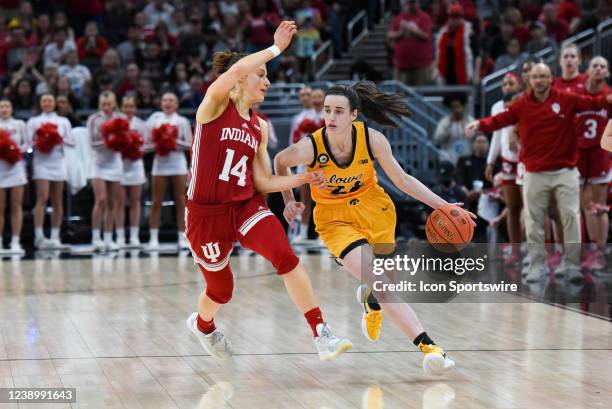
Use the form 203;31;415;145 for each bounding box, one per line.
425;204;474;251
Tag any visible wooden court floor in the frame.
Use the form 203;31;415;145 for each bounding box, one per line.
0;252;611;409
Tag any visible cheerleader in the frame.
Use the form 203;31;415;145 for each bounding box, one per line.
0;99;28;253
86;91;126;251
116;96;148;247
26;94;73;248
146;92;192;250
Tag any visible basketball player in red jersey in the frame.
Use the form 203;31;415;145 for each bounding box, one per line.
552;43;588;93
185;21;352;361
576;56;610;268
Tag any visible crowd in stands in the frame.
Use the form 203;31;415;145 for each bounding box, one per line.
0;0;382;119
387;0;611;86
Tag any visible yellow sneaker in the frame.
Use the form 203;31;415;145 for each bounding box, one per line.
357;285;383;342
418;343;455;376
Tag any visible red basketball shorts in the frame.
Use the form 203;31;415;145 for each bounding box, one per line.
578;148;611;185
185;195;299;304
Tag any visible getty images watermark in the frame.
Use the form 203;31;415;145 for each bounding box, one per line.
361;242;521;303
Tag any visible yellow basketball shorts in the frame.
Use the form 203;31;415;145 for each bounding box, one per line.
313;186;397;259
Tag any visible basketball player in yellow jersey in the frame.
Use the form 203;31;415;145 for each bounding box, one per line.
275;82;476;375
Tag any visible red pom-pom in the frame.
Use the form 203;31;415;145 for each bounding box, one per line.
101;117;130;152
35;122;63;154
122;131;145;160
152;124;178;156
0;129;22;165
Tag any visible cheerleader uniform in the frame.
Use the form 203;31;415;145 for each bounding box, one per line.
146;111;192;176
26;112;73;181
121;116;149;186
87;111;126;182
487;99;520;185
0;117;28;189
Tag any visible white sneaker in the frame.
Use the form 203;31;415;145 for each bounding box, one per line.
92;239;107;252
178;237;190;250
148;239;160;251
116;237;126;248
418;344;455;376
48;238;64;248
313;323;353;361
129;236;141;247
525;266;547;283
9;242;24;254
187;312;233;359
106;241;119;251
34;237;53;249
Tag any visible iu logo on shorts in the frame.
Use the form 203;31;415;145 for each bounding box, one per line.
202;242;221;263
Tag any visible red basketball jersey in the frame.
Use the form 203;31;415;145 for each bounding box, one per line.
187;100;263;204
574;85;610;149
551;73;588;93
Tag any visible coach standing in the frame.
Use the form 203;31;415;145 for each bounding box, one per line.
466;63;612;282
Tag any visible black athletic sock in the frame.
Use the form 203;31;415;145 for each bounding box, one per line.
413;331;435;346
367;293;381;311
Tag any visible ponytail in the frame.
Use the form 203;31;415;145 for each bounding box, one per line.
212;51;247;75
326;81;411;128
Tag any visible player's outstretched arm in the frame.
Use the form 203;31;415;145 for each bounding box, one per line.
369;128;476;224
252;118;325;194
601;119;612;152
273;137;319;223
369;128;447;209
196;21;297;124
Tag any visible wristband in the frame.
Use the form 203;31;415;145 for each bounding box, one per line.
267;45;281;58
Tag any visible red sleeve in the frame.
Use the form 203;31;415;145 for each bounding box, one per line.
76;37;86;59
96;37;108;57
419;13;433;36
569;92;610;113
390;16;401;32
479;101;521;132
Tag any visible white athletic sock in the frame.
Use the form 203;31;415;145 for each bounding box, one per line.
35;227;44;241
92;229;101;241
299;224;308;239
130;226;139;239
116;228;125;241
150;228;159;242
11;235;19;245
178;230;185;241
103;231;113;244
50;227;60;240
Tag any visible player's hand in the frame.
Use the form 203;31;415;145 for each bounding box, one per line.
485;164;494;183
283;200;305;224
465;121;479;138
304;170;327;189
448;202;477;227
273;21;297;52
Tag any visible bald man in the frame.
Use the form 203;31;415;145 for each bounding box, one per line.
467;63;612;282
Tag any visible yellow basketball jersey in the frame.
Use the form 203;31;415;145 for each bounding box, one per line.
307;121;379;204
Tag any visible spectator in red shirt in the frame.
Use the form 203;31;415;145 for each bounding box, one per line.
242;0;280;54
117;63;140;98
387;0;434;86
504;7;531;47
466;63;612;282
541;2;569;43
556;0;581;30
77;21;109;61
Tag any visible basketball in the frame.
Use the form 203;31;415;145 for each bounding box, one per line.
425;204;474;251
